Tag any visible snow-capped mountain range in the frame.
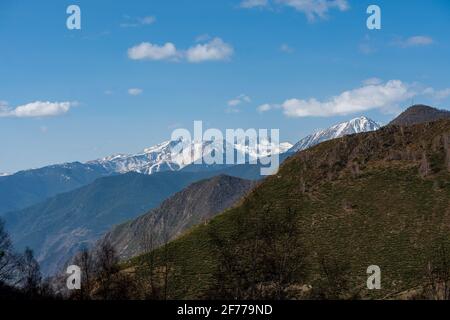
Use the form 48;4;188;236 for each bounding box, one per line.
88;116;378;176
1;116;380;177
88;138;293;175
290;116;381;152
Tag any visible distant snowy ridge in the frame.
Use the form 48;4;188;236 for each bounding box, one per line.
290;116;381;152
89;137;293;175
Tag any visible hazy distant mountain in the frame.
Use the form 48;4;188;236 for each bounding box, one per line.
389;105;450;127
103;175;256;260
290;116;381;152
0;162;111;215
0;137;290;215
3;170;227;275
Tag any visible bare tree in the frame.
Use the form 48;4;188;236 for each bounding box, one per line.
161;224;171;300
138;230;158;298
208;204;308;300
94;240;119;299
424;243;450;300
20;247;42;299
93;239;135;300
72;247;95;300
310;254;359;300
0;218;19;285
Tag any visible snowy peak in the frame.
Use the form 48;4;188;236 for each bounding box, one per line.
89;138;292;175
328;116;380;139
290;116;380;152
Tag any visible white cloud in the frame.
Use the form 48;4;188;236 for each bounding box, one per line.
0;101;75;118
121;15;156;27
278;0;349;21
394;36;434;48
263;80;417;118
241;0;349;21
228;99;242;107
128;88;143;96
186;38;234;63
128;42;179;61
240;0;269;8
128;38;233;63
257;103;273;113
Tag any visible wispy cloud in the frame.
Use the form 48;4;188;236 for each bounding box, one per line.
240;0;269;8
128;88;143;96
358;34;376;55
128;37;233;63
120;15;156;28
240;0;349;21
257;103;274;113
424;87;450;100
0;101;75;118
228;94;251;107
362;77;383;86
258;80;419;117
393;35;434;48
226;94;251;113
280;43;294;53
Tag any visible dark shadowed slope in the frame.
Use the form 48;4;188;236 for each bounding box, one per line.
389;105;450;127
103;175;256;260
3;170;227;276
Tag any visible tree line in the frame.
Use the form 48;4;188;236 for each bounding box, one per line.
0;218;55;299
2;213;450;300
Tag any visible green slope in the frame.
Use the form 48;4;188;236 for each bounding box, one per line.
127;119;450;299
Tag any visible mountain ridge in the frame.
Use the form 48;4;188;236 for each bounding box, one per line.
290;116;380;152
125;117;450;299
0;162;112;215
103;174;256;260
3;170;232;275
389;104;450;127
88;137;293;175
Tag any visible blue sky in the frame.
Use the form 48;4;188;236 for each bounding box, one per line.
1;0;449;173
